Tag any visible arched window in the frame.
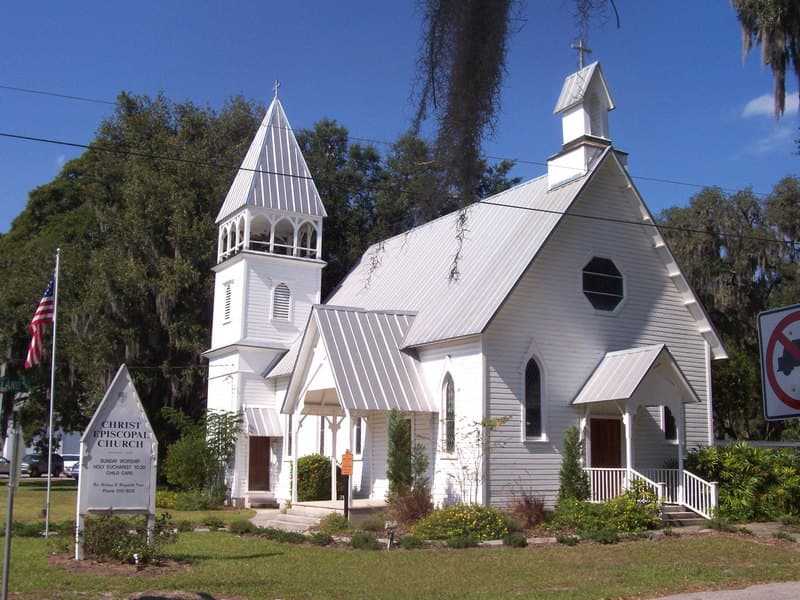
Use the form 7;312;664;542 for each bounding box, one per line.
443;373;455;453
272;283;290;320
525;359;542;438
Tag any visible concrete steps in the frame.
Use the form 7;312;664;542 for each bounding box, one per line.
247;492;278;509
259;504;333;533
661;504;708;527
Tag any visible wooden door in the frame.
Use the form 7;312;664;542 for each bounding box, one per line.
248;436;270;491
590;419;622;468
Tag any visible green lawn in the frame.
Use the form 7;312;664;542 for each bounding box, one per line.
2;532;800;599
0;477;254;526
2;478;800;599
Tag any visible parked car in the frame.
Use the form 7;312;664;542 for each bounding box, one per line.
21;454;64;477
61;454;80;479
0;457;29;476
66;461;80;479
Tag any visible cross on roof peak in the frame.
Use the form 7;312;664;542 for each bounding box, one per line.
571;38;592;70
273;80;281;99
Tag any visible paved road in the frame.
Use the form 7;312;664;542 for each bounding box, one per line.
654;581;800;599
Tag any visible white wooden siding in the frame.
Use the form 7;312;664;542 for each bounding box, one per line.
244;257;319;348
417;337;485;506
484;159;710;508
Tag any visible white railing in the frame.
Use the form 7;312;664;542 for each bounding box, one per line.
640;468;680;503
584;468;664;503
682;470;717;520
589;467;718;520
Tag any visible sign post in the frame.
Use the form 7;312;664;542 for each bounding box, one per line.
341;449;353;521
75;365;157;560
758;304;800;421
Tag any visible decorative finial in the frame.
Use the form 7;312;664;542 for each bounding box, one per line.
273;80;281;98
571;38;592;69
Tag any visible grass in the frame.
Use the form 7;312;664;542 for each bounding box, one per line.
1;532;799;599
3;478;800;599
0;478;255;528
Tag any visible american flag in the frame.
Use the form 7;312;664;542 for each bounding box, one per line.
24;277;55;369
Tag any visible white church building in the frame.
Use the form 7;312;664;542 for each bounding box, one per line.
204;62;726;517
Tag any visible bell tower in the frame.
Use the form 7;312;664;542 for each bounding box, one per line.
204;85;326;505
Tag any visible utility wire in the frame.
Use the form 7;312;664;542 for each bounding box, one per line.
1;129;798;249
0;82;777;199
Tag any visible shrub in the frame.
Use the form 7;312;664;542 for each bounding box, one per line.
350;533;381;550
548;483;660;536
585;526;619;544
558;426;590;502
445;533;479;548
555;533;579;546
389;485;433;526
317;513;353;535
411;504;509;542
502;532;528;547
399;535;423;549
228;519;258;535
176;520;194;532
173;490;216;511
260;528;306;544
309;532;333;546
387;411;413;496
297;454;333;501
358;513;388;532
10;521;45;537
508;492;546;529
203;516;225;531
82;512;177;564
155;489;180;509
687;443;800;522
162;433;209;492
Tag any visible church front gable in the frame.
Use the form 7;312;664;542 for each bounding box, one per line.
482;157;713;508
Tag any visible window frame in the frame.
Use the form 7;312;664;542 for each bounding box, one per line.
443;373;455;454
582;256;625;313
663;406;678;443
272;282;291;321
524;358;544;440
222;280;233;323
354;416;363;456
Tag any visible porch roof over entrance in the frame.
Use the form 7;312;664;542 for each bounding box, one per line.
244;406;283;436
282;305;435;415
572;344;699;406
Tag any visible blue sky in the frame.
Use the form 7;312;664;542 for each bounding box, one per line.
1;1;797;235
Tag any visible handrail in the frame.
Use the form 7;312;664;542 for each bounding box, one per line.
583;468;664;503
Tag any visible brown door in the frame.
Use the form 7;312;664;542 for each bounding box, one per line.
590;419;622;468
248;436;270;491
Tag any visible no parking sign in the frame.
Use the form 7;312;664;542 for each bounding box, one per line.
759;304;800;420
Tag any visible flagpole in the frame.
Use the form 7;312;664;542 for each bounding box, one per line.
44;248;60;538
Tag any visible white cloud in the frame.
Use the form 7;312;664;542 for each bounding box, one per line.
743;92;799;117
54;154;66;169
750;126;794;155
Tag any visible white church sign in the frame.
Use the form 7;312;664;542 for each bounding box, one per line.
75;364;157;559
759;304;800;421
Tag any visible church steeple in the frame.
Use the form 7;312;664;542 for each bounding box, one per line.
547;60;616;188
215;92;327;263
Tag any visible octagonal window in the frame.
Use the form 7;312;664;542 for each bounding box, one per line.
583;257;623;311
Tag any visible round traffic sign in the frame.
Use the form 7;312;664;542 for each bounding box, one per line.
765;310;800;410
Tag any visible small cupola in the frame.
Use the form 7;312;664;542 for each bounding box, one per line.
547;49;616;188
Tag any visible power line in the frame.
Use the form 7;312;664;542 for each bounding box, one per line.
0;82;778;199
0;84;115;105
1;129;798;249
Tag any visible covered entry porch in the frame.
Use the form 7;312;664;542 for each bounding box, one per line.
572;345;718;519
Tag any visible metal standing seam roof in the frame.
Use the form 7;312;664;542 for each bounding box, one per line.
327;153;600;350
282;305;434;414
553;61;615;114
244;406;283;436
215;96;327;223
572;344;699;405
